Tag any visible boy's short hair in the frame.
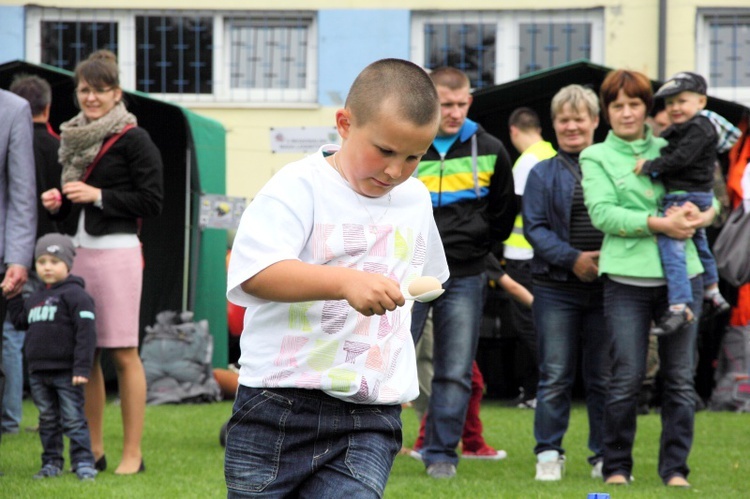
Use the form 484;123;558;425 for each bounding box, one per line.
654;72;707;99
429;66;471;91
551;84;600;120
345;59;439;127
9;74;52;117
508;107;541;131
599;69;653;123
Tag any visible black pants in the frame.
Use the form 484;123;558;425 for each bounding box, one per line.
504;259;538;399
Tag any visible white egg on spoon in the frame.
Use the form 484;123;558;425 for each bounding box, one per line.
406;276;445;303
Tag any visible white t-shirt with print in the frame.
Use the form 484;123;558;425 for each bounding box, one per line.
227;146;449;404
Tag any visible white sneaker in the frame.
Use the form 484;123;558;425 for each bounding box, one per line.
591;460;603;479
517;398;537;409
535;455;565;481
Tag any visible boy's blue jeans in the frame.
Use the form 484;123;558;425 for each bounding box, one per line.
658;191;717;305
225;385;402;498
29;370;95;469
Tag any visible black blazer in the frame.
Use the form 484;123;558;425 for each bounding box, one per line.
55;126;163;236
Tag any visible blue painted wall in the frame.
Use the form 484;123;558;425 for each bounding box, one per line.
318;10;411;107
0;7;25;65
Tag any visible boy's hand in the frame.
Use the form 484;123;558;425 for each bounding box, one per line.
633;159;647;175
72;376;89;385
342;273;405;316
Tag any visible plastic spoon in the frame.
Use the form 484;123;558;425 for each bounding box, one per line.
406;276;445;303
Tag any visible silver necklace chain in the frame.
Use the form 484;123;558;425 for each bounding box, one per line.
333;152;392;226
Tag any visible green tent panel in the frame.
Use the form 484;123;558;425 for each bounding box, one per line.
183;108;229;368
469;59;749;163
0;60;228;368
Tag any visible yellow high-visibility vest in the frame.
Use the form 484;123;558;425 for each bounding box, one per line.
504;141;556;257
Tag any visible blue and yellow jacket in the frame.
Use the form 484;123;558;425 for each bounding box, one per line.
416;119;515;276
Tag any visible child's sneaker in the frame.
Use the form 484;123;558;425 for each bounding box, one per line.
75;463;97;481
33;463;62;479
704;292;731;315
462;445;508;460
651;307;694;336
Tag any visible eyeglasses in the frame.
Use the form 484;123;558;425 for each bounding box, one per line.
76;87;114;97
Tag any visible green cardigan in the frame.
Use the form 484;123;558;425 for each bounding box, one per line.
580;128;705;279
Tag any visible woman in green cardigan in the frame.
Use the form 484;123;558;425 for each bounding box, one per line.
580;69;715;488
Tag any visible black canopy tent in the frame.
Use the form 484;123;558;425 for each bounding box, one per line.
469;60;750;164
0;60;229;367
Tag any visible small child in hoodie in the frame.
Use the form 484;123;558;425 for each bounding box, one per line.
9;233;97;480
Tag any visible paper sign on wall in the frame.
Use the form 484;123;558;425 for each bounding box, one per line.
270;126;339;153
199;194;246;230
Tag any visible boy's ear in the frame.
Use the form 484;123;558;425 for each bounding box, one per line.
335;108;352;139
698;95;708;108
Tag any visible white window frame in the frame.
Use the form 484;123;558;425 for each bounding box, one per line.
217;13;317;104
410;9;604;86
25;7;318;106
696;10;750;108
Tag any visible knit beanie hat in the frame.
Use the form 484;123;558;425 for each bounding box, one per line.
35;233;76;270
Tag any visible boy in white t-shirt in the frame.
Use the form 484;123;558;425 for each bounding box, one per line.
224;58;448;498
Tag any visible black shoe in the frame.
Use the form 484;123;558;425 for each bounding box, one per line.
651;308;694;336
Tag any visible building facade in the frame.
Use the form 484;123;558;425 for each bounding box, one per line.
1;0;748;199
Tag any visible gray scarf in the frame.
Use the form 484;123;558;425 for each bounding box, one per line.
58;102;137;184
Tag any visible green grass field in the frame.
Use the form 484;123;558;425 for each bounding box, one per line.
1;399;746;497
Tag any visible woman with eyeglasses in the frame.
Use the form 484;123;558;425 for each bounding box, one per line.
41;49;163;475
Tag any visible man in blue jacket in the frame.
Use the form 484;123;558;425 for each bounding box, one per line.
411;67;515;479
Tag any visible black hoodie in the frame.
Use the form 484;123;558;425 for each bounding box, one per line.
9;274;96;378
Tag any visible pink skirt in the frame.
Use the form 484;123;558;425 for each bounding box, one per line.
72;246;143;348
